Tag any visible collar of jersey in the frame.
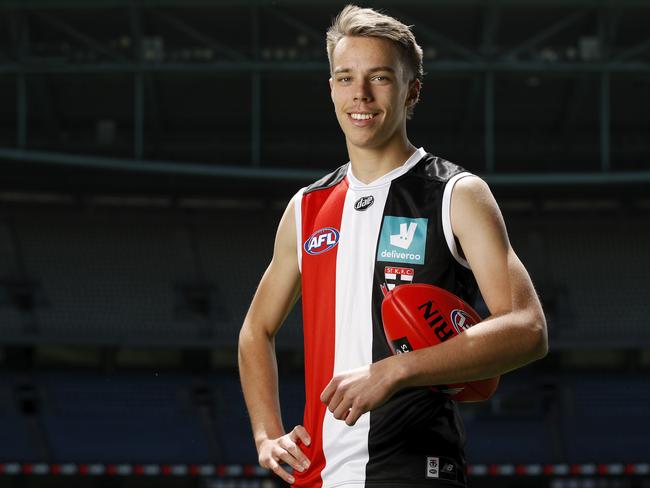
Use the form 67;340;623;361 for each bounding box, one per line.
345;147;426;190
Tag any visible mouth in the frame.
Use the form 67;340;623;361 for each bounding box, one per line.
347;112;380;127
349;112;377;120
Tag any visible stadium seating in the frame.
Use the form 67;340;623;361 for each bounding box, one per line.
1;206;648;349
0;368;648;466
507;213;650;348
0;206;300;348
560;372;650;463
38;369;211;463
461;369;557;464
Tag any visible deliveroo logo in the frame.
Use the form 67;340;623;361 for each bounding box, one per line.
390;222;417;249
377;217;428;265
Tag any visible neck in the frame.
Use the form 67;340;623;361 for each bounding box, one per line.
347;132;417;185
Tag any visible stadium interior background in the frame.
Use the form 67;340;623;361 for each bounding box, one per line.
1;0;649;487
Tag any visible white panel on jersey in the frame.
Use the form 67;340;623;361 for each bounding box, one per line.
442;172;474;269
321;148;425;488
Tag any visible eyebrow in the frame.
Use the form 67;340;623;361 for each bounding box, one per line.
333;66;397;75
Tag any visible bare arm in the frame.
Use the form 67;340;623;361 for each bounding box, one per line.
321;176;548;425
238;198;310;483
391;176;548;387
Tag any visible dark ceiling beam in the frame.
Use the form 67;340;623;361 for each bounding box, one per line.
250;5;261;167
500;9;591;61
1;13;15;61
605;7;622;50
462;5;500;136
3;60;650;74
264;6;323;46
0;147;324;181
560;7;603;139
129;3;144;159
598;6;617;61
149;8;249;61
3;0;650;7
560;77;591;136
7;10;20;59
13;10;28;150
461;76;481;137
31;76;62;143
31;10;128;62
480;4;501;58
145;73;163;153
615;38;650;62
2;147;650;186
394;9;482;62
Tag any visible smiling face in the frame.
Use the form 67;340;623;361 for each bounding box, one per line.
329;36;419;152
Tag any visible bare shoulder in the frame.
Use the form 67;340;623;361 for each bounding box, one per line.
452;175;497;210
450;175;507;243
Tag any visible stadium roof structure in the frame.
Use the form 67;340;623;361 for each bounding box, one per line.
0;0;649;197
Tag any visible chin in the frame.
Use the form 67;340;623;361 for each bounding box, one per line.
343;130;382;148
346;134;374;146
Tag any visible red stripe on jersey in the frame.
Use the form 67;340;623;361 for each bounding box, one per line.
293;179;348;488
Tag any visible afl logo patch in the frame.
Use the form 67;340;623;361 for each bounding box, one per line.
304;227;340;255
450;309;477;334
354;195;374;211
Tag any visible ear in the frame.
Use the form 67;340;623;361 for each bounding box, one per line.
406;78;421;107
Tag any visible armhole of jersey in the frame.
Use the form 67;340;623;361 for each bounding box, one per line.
442;172;473;270
292;188;305;273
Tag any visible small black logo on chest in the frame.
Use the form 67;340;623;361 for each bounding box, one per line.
354;195;374;211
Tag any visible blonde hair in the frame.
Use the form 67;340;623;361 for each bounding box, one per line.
326;5;424;117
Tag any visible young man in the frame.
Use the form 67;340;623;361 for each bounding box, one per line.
238;5;548;487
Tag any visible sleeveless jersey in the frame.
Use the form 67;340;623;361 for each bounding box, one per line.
292;148;478;488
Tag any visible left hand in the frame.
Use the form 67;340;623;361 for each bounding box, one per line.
320;357;401;426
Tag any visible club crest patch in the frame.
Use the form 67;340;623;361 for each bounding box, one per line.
384;266;414;291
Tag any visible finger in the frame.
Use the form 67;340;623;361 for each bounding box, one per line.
268;458;295;485
291;425;312;447
327;393;343;415
320;378;335;404
276;448;305;473
278;439;310;471
345;405;364;426
332;399;352;420
325;383;346;414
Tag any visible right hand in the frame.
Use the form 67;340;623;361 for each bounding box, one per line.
258;425;312;485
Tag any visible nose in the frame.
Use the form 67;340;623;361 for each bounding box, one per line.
353;79;372;103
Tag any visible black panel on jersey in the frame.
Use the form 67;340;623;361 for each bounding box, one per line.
365;153;476;487
304;163;348;195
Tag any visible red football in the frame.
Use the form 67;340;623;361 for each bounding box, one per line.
381;283;499;402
